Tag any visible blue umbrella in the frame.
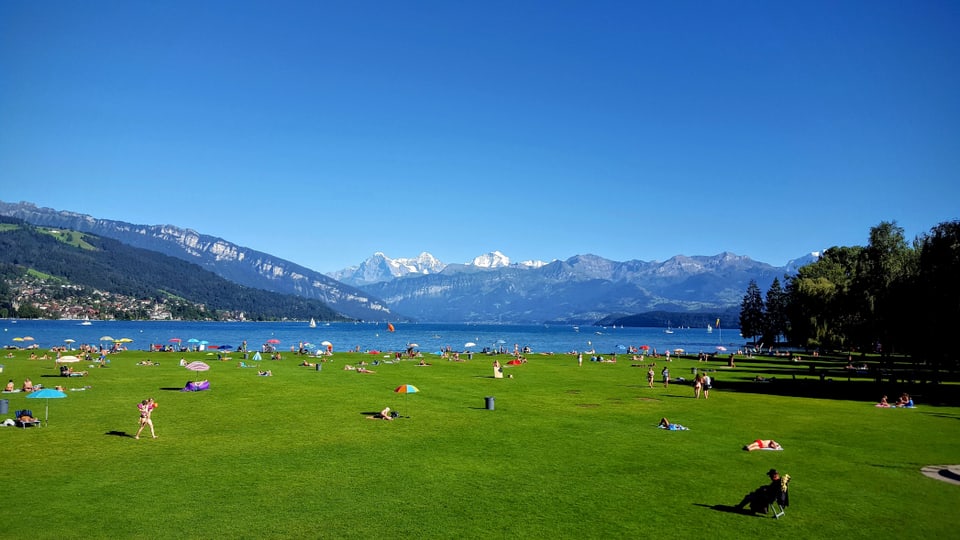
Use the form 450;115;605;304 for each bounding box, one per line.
26;388;67;424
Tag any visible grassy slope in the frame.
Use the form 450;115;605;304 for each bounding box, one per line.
0;350;956;539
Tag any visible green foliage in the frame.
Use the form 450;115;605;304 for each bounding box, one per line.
0;225;347;322
763;277;788;344
739;280;764;343
783;220;959;372
0;349;956;539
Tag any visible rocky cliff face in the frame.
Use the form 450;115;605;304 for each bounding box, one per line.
0;201;394;321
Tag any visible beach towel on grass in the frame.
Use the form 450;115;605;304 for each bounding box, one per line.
658;424;689;431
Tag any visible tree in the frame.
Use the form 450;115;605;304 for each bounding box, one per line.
739;280;764;345
859;221;913;356
786;246;864;350
914;220;960;371
763;276;788;345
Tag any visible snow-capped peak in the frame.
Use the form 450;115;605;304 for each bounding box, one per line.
470;251;511;268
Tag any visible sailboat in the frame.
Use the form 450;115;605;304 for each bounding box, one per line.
664;322;674;334
707;324;713;333
80;316;92;326
309;318;317;328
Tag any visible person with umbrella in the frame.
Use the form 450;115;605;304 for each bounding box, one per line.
135;397;158;439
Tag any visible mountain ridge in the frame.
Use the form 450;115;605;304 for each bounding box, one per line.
0;200;821;324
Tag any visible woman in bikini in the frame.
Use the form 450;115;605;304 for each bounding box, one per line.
135;398;158;439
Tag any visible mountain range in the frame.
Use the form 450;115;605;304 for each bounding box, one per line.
0;200;818;324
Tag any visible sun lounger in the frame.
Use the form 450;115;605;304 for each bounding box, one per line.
14;409;41;428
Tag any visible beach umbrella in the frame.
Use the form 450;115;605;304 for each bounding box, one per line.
266;339;280;344
394;384;419;394
187;338;200;344
185;361;210;372
22;336;34;341
99;336;115;342
12;337;24;342
219;345;234;350
64;339;75;344
26;388;67;424
320;341;332;347
716;346;728;352
407;343;419;348
57;355;81;363
639;345;650;350
464;342;477;348
117;338;134;343
617;344;627;351
169;338;181;343
674;348;685;354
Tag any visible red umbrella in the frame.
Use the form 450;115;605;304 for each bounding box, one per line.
639;345;650;350
266;339;281;344
169;338;181;343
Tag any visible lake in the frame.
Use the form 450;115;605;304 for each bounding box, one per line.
2;319;743;355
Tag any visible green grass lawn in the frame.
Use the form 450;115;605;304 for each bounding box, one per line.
1;349;957;539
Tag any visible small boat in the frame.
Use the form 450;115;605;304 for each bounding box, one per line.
707;324;713;333
80;316;92;326
309;318;317;328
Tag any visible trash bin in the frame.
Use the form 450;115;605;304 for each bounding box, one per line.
0;399;8;415
315;363;322;371
484;396;495;410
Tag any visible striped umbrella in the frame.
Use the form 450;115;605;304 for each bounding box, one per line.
394;384;419;394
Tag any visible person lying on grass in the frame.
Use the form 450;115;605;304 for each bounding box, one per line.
659;418;688;430
743;439;782;451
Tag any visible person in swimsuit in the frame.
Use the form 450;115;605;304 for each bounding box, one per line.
135;398;158;440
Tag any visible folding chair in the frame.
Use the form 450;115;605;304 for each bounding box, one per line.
771;474;791;519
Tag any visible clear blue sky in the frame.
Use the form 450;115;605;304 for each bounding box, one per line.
2;1;958;273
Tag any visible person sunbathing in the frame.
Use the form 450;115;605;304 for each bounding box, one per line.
258;370;272;376
659;418;688;430
22;378;34;392
876;395;891;408
368;407;394;420
744;439;782;451
4;379;14;392
356;367;375;373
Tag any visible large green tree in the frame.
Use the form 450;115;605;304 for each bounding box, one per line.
763;276;788;345
739;279;764;345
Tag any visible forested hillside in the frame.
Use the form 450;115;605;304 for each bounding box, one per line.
0;219;347;321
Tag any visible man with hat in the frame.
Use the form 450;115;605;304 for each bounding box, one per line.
735;468;787;514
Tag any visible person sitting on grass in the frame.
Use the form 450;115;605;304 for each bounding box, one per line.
368;407;394;420
4;379;14;392
356;366;375;373
876;395;891;408
895;393;914;407
258;370;272;376
735;469;789;514
743;439;782;451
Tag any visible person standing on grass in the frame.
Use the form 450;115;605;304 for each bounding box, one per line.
647;366;655;388
135;398;158;439
694;373;703;398
661;366;670;388
703;374;712;399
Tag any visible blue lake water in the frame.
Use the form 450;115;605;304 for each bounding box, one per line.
2;319;743;355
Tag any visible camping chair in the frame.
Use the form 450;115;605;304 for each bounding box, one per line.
771;474;791;519
14;409;41;428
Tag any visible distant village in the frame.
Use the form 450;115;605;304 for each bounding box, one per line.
4;273;244;321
